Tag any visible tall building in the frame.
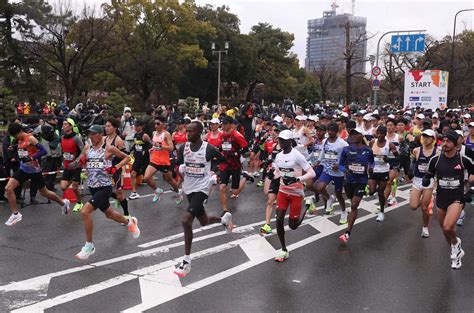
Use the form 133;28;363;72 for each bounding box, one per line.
305;5;367;75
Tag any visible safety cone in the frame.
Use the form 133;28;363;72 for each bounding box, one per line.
122;165;133;190
63;187;77;203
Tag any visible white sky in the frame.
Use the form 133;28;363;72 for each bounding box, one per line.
83;0;473;67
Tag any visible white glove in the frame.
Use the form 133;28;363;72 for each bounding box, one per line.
178;164;186;175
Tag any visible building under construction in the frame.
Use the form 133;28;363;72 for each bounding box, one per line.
305;1;367;75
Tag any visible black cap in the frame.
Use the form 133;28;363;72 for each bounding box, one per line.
444;130;459;144
221;115;234;124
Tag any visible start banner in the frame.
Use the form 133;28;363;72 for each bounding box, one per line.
404;70;449;110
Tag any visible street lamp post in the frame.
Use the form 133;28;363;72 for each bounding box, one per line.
368;55;375;104
212;41;229;106
450;9;474;104
372;29;426;107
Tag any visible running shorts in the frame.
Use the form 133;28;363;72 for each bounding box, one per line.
319;172;344;192
220;169;241;189
344;183;366;199
89;186;113;212
12;170;45;189
276;192;303;220
186;192;208;218
61;168;81;183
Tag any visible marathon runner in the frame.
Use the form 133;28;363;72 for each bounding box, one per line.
271;129;315;262
4;122;70;226
173;121;232;277
128;119;151;200
71;125;140;260
423;130;474;269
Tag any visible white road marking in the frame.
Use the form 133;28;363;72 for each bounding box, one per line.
5;189;411;312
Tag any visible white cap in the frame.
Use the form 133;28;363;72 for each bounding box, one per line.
210;118;221;124
363;114;373;121
432;113;439;118
309;115;319;122
463;114;471;119
416;114;425;119
350;128;364;135
341;112;349;117
388;114;395;119
360;110;367;115
469;122;474;127
295;115;307;121
373;109;379;115
455;130;464;137
273;116;283;123
421;129;436;137
124;107;131;113
278;129;293;140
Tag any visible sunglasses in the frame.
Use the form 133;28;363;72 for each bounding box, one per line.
155;122;163;125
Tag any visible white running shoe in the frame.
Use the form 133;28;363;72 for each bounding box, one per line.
456;210;465;226
174;260;191;277
451;249;465;269
325;195;335;214
152;187;164;203
61;199;71;215
421;227;430;238
5;212;22;226
376;212;385;222
210;175;218;185
75;243;95;260
175;189;184;205
253;171;260;178
221;212;234;234
451;237;462;259
128;192;140;200
339;211;348;224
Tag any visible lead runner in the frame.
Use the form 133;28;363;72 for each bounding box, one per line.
174;121;233;277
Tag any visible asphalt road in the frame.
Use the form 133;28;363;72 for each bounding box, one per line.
1;179;473;313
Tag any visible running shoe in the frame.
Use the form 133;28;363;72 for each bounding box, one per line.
339;211;348;224
176;189;184;205
307;200;317;216
242;171;255;183
260;223;272;235
274;250;289;262
114;199;120;210
210;174;218;185
230;193;239;199
376;212;385;222
75;243;95;260
127;216;141;238
451;249;465;269
338;232;350;243
174;260;191;277
221;212;234;234
451;237;463;260
128;192;140;200
72;202;83;213
121;215;131;226
61;199;71;215
253;171;260;178
364;185;369;196
152;187;164;203
256;180;264;187
421;227;429;238
325;195;335;214
387;196;397;206
5;212;22;226
456;210;465;226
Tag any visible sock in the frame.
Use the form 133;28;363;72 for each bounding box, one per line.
120;199;129;216
183;255;191;263
13;212;19;215
345;230;351;237
85;241;94;247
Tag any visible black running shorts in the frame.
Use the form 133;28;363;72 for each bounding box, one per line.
186;192;208;218
89;186;113;213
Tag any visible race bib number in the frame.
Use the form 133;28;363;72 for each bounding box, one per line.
313;151;320;158
325;152;338;160
86;159;104;170
348;163;365;174
418;164;428;173
18;149;28;158
222;142;232;151
438;179;460;188
135;145;143;152
280;167;295;177
375;156;385;164
63;152;75;161
185;162;205;177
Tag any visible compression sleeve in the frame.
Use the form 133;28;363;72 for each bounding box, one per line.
32;143;47;160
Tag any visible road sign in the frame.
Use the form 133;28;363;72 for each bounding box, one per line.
372;79;380;87
391;34;425;53
372;66;381;76
372;86;380;91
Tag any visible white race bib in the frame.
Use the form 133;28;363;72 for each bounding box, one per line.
63;152;74;161
135;145;143;152
418;164;428;173
18;149;28;158
349;164;365;174
438;179;460;188
86;160;104;170
222;142;232;151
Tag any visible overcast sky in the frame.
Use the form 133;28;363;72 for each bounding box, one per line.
83;0;473;67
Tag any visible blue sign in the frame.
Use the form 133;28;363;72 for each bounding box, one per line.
391;34;425;53
372;79;380;87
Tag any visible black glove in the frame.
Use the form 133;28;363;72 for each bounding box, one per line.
422;176;431;187
283;176;299;185
383;156;390;163
267;168;275;180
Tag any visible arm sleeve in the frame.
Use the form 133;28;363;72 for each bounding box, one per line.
234;132;249;152
339;148;347;168
426;156;439;178
32;143;47;160
206;144;225;163
74;136;84;154
296;152;316;180
176;144;185;165
462;157;474;176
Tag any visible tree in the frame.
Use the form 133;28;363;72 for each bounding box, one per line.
20;2;114;107
310;62;339;103
102;0;213;109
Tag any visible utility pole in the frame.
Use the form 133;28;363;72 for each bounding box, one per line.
211;41;229;106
